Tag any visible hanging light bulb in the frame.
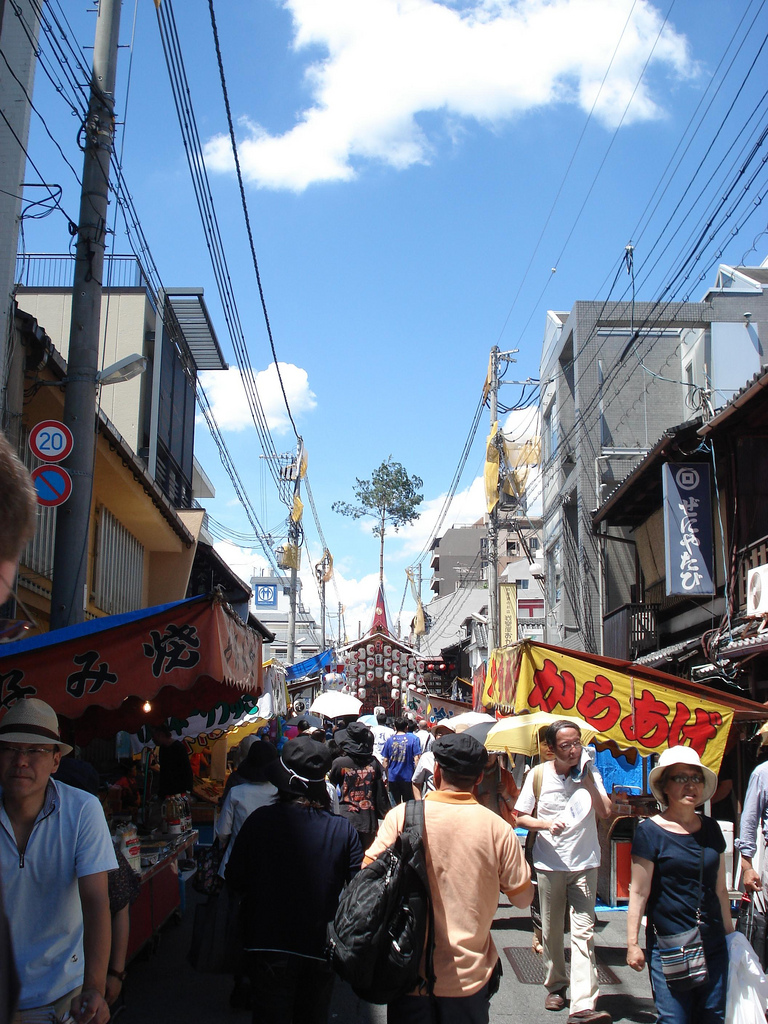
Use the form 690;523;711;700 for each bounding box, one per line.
142;700;152;713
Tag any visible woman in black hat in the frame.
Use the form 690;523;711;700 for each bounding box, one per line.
329;722;388;850
226;737;363;1024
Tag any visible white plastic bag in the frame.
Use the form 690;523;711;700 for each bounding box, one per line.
726;931;768;1024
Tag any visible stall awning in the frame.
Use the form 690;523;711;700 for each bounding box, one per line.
285;649;335;681
0;594;263;744
483;641;768;770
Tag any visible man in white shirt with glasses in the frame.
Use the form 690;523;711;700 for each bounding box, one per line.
515;720;612;1024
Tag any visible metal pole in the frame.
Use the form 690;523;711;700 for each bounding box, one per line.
286;557;297;665
487;346;500;653
49;0;121;629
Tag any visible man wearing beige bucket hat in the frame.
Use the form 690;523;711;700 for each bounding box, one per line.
0;698;117;1024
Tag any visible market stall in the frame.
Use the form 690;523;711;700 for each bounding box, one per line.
482;640;768;904
125;830;199;961
0;592;271;953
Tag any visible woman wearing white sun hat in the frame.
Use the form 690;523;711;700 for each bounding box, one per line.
626;746;734;1024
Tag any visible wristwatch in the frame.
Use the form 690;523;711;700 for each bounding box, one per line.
107;967;127;982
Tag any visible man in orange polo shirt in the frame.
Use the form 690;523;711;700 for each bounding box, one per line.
364;733;534;1023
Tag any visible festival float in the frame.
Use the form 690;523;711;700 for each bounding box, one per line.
335;584;472;723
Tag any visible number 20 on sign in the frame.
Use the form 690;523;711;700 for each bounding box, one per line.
28;420;74;463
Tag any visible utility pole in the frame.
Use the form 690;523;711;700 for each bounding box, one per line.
487;346;500;654
285;445;303;667
486;347;518;653
49;0;121;629
415;563;422;651
315;548;331;650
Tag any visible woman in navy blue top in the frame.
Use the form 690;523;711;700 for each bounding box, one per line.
626;747;734;1024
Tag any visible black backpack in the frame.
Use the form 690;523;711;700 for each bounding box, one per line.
326;800;435;1004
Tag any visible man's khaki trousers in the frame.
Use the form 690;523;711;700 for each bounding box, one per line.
538;867;599;1014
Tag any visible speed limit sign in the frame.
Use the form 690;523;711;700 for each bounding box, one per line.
28;420;74;463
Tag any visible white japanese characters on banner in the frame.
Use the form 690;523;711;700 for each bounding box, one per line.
662;463;715;596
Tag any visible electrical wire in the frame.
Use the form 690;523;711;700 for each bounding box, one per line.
154;0;292;506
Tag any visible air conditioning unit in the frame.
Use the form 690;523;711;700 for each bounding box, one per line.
747;565;768;616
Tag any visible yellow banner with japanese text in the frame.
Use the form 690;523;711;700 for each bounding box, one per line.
483;643;732;770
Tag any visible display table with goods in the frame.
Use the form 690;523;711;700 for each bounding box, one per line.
125;829;198;961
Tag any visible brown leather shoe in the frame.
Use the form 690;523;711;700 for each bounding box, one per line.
567;1011;612;1024
545;991;567;1011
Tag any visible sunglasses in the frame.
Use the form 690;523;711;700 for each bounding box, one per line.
0;581;38;643
668;773;705;786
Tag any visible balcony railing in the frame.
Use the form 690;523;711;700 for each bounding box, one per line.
15;254;153;294
603;603;659;661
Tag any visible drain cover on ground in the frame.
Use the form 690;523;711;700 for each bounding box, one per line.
502;946;620;985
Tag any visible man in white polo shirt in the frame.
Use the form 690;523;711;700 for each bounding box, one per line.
515;720;612;1024
0;698;117;1024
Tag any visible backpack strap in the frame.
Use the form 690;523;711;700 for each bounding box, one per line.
403;799;436;1000
532;762;545;815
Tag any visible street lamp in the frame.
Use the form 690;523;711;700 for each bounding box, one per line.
96;353;147;386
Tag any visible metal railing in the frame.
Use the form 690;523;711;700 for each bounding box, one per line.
603;603;659;660
15;254;153;293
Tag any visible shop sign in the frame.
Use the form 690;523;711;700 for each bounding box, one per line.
483;643;732;770
662;463;715;596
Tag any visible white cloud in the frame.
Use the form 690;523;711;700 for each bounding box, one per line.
198;362;317;433
204;0;693;191
213;539;272;581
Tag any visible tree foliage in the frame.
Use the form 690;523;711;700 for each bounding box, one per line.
333;457;423;580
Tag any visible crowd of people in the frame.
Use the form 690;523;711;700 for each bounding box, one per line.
0;431;766;1024
2;686;767;1024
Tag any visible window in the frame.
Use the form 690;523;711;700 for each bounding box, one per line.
529;537;539;551
506;540;518;556
93;508;144;614
515;579;530;590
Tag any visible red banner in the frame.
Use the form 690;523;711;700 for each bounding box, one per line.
0;596;262;744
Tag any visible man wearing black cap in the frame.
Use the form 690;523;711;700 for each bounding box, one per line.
226;736;363;1024
365;733;533;1022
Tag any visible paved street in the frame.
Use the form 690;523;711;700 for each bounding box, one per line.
116;886;655;1024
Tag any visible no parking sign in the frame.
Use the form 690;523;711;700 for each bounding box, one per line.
31;465;73;507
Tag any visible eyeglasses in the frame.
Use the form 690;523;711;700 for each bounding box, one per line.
557;740;582;752
668;773;705;786
0;578;37;644
0;745;57;760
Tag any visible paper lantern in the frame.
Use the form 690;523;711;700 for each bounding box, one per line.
375;653;383;667
384;658;392;670
391;688;400;701
358;687;367;699
384;671;392;683
367;644;375;655
408;671;416;682
392;649;401;663
417;661;425;673
375;667;384;679
366;670;374;682
366;657;375;669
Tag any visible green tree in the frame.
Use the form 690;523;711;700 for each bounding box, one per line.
333;457;423;582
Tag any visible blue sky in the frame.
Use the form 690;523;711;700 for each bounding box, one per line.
17;0;768;641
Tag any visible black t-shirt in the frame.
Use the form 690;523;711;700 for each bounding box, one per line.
158;741;193;797
631;815;726;947
329;755;384;835
226;801;363;958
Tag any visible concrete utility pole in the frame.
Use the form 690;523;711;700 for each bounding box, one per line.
315;549;331;650
49;0;121;629
285;442;304;666
487;346;500;654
